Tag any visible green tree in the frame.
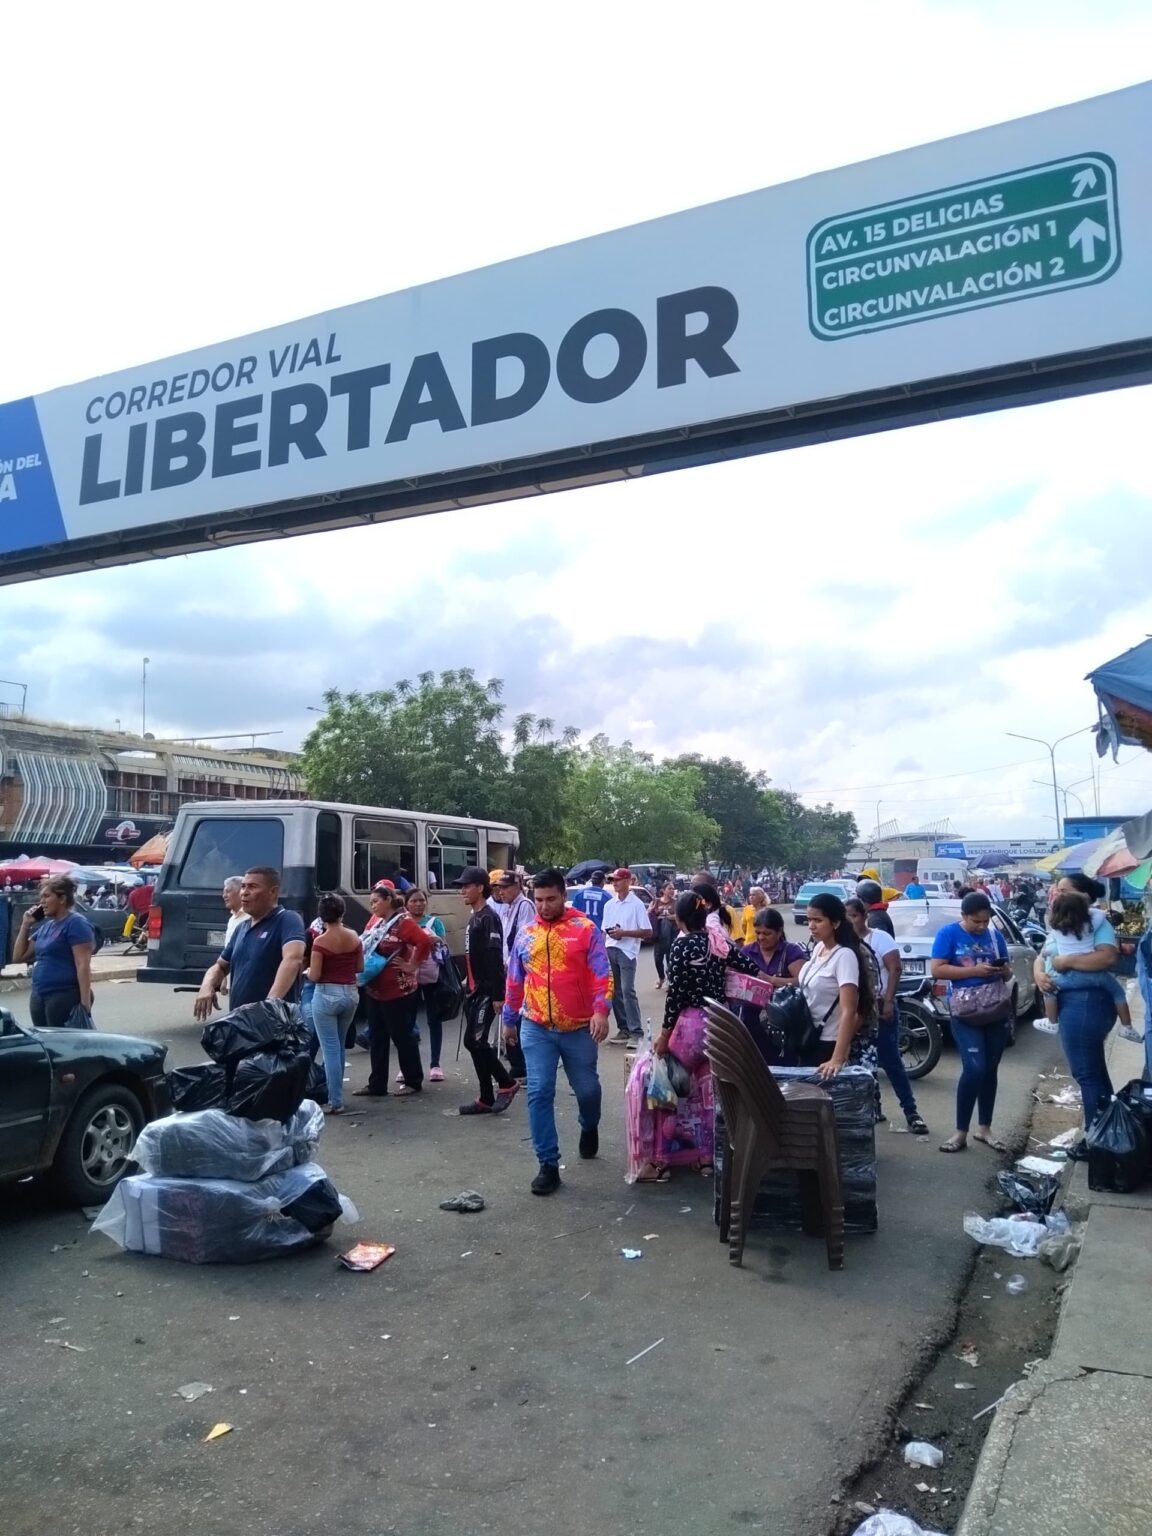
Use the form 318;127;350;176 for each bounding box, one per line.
505;714;580;867
300;669;509;817
670;754;771;866
565;737;717;868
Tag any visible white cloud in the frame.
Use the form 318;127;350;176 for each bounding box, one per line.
2;0;1151;837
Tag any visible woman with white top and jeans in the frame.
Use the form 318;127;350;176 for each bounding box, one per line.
797;891;877;1081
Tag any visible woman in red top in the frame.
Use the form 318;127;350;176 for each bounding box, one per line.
306;893;363;1115
354;884;434;1097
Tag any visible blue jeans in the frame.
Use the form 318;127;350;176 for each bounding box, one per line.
520;1020;602;1167
1058;986;1114;1131
608;950;642;1036
311;983;359;1109
875;1011;918;1117
951;1017;1009;1133
299;978;316;1034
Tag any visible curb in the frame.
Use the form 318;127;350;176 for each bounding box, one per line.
0;966;140;992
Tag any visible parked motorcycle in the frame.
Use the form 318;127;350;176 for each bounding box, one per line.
895;978;944;1080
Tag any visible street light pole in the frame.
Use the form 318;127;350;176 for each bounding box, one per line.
1008;727;1092;841
141;656;150;737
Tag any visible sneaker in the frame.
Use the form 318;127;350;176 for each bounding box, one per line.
1033;1017;1059;1035
459;1099;495;1116
875;1111;888;1125
429;1066;445;1082
1117;1025;1145;1044
579;1127;599;1160
906;1113;929;1137
608;1031;633;1045
531;1162;561;1196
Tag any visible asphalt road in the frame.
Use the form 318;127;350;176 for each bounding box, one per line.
0;953;1061;1536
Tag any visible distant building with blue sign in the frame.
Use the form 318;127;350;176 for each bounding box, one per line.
1062;816;1137;844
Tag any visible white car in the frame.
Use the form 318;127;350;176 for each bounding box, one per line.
888;898;1039;1041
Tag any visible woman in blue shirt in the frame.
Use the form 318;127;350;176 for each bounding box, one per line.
13;876;95;1028
931;892;1013;1154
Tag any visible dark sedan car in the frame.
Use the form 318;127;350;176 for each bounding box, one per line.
0;1008;170;1204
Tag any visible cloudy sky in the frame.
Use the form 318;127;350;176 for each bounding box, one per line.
3;0;1151;841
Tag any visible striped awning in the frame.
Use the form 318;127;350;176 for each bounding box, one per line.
11;752;109;845
171;753;297;785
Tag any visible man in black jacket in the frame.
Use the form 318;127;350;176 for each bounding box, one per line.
457;867;519;1116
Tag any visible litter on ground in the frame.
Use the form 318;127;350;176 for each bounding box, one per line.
624;1337;665;1366
174;1382;214;1401
620;1248;643;1260
439;1190;486;1213
203;1423;233;1443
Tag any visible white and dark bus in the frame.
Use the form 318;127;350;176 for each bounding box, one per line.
138;798;518;986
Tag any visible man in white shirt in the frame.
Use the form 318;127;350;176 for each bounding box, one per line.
603;868;652;1044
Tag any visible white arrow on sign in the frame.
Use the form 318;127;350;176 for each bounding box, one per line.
1069;216;1107;262
1071;167;1098;198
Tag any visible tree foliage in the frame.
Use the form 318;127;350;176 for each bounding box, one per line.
300;671;855;873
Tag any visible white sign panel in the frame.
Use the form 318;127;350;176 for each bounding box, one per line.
2;82;1150;578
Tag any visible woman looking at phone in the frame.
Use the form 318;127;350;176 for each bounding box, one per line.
13;876;96;1028
931;892;1012;1154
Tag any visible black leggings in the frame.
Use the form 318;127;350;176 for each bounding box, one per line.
464;994;514;1105
654;919;675;983
30;986;83;1028
366;994;423;1093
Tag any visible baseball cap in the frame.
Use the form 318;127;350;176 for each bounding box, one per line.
455;866;489;888
610;867;633;880
372;879;396;892
492;869;520;887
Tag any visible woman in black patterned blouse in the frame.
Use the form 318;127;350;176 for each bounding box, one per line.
626;892;757;1183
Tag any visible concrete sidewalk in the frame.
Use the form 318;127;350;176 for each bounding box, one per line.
956;1029;1152;1536
0;952;142;990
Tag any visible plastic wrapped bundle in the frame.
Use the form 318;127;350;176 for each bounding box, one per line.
132;1101;325;1182
91;1162;358;1263
200;999;310;1064
714;1064;878;1234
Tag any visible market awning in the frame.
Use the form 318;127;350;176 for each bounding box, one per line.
1081;809;1152;878
1087;639;1152;759
1034;844;1079;873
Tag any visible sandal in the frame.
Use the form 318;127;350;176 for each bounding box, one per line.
971;1133;1008;1152
326;1105;346;1116
634;1163;671;1183
393;1084;420;1097
938;1138;967;1154
353;1087;387;1098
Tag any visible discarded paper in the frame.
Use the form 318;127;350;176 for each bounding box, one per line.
338;1242;396;1272
44;1338;86;1352
203;1423;233;1442
174;1382;214;1401
620;1248;643;1260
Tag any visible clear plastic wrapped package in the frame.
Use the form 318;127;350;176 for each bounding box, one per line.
132;1101;325;1182
714;1064;878;1234
91;1161;358;1263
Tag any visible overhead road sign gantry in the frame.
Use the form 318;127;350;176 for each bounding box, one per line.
2;83;1150;584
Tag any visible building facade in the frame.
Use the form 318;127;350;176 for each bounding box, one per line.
0;716;300;862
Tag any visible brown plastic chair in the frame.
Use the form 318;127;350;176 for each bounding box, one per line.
704;999;845;1270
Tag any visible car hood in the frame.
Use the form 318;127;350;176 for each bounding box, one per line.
32;1028;168;1072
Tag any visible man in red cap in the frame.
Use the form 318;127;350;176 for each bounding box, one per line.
603;868;651;1044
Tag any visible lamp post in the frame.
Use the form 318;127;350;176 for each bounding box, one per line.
141;657;150;738
1007;728;1092;841
1032;781;1085;821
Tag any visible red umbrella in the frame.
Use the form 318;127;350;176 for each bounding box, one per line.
0;857;77;884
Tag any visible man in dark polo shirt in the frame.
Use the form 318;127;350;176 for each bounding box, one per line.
193;865;306;1020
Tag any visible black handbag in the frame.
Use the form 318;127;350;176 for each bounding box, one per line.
766;985;836;1066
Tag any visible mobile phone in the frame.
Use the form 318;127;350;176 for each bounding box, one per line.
28;904;45;921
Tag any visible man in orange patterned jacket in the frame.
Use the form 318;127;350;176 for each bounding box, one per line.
502;867;613;1196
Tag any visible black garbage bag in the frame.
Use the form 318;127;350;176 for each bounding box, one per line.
432;958;464;1023
306;1057;329;1105
282;1174;343;1233
996;1168;1062;1216
1086;1093;1150;1194
200;999;309;1065
169;1063;228;1112
227;1046;313;1122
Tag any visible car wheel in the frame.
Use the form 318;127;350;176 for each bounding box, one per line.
51;1084;144;1205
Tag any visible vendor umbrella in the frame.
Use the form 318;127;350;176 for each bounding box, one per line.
565;858;612;882
1052;838;1104;876
0;856;78;883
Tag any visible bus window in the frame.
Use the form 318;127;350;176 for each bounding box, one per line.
353;818;417;891
427;825;480;890
176;817;285;889
316;811;342;891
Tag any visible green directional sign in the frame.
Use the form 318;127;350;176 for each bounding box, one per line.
807;153;1120;340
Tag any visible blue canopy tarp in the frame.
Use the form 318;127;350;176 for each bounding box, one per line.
1088;639;1152;759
